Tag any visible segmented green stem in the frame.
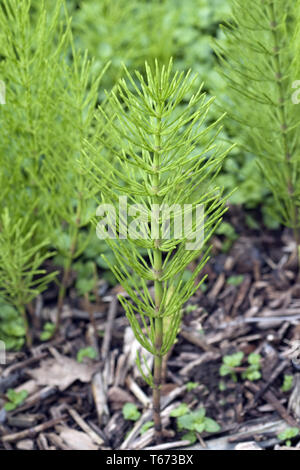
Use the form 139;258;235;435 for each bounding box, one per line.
152;109;164;444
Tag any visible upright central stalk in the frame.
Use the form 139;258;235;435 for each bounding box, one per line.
152;109;164;444
55;187;83;332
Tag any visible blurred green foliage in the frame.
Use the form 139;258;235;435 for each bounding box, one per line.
63;0;268;212
0;0;277;349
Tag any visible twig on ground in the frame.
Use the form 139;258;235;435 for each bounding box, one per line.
1;415;68;443
243;360;289;414
125;376;150;407
101;296;118;361
91;372;109;426
68;407;104;445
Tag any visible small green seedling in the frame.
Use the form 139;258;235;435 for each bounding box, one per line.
74;261;97;298
140;421;154;435
0;300;26;350
4;389;28;411
186;382;199;392
216;222;238;253
200;283;207;293
277;427;299;447
281;375;294;393
77;347;97;363
218;380;227;392
227;275;244;286
171;405;220;444
219;352;244;382
242;353;262;382
170;403;190;418
182;431;198;444
122;403;141;422
185;305;198;314
40;322;56;341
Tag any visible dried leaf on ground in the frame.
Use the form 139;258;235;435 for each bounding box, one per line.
57;426;98;450
29;355;98;391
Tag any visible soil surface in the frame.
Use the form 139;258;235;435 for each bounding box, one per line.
1;206;300;450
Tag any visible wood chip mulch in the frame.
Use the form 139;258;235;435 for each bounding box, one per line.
1;207;300;450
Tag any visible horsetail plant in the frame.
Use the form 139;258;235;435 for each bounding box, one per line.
42;32;108;332
83;60;232;443
0;209;57;346
214;0;300;271
0;0;108;336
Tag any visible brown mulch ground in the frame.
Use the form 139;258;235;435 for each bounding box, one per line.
1;206;300;450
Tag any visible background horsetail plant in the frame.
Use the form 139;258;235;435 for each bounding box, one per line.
214;0;300;272
0;0;108;341
43;33;108;332
83;60;232;442
0;210;57;346
0;0;70;344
